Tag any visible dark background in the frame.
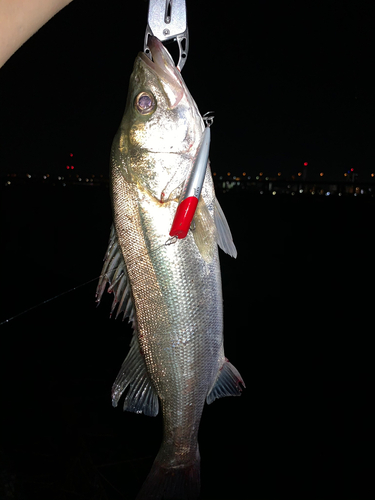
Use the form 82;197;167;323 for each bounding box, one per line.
1;1;374;499
1;185;374;499
0;0;375;179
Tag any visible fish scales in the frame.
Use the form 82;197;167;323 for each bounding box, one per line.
111;160;223;465
97;36;244;500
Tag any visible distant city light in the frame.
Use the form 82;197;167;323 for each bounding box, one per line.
5;167;375;197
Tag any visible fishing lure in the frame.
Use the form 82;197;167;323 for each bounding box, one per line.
169;125;211;239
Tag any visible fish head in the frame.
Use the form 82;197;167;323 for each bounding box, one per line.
114;36;203;196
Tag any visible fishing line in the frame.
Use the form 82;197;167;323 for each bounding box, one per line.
0;236;179;326
0;276;101;326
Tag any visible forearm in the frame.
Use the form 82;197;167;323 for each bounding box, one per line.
0;0;73;68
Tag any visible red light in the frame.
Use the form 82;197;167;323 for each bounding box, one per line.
350;168;354;172
71;166;74;170
66;166;70;169
70;153;73;157
303;162;308;166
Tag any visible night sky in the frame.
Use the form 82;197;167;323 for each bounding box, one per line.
1;0;374;180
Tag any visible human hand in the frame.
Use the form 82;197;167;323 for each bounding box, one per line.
0;0;73;68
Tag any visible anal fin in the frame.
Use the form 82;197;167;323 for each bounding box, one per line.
206;358;245;405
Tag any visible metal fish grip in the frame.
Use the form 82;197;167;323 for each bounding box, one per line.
144;0;189;71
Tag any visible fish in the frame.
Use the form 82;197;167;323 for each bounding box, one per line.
96;36;245;500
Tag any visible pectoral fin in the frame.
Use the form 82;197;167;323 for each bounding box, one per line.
191;197;237;261
192;197;217;263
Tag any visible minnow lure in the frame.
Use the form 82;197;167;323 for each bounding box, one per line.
169;125;211;239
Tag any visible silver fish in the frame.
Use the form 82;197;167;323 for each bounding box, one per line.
96;36;245;500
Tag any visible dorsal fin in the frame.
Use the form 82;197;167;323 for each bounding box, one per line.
112;333;159;417
96;224;158;416
96;224;135;321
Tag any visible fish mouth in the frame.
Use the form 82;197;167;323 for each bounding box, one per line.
139;36;185;108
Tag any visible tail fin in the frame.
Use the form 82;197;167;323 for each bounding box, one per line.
135;454;200;500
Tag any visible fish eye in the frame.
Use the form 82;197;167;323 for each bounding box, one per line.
135;92;155;115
